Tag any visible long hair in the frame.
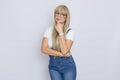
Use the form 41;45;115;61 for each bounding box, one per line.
52;5;70;52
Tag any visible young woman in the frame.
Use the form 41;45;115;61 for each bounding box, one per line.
41;5;77;80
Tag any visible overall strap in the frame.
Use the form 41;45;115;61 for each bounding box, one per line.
66;28;71;34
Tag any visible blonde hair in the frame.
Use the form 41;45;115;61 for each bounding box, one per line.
52;5;70;51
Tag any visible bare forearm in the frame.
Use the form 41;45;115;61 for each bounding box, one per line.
59;35;69;54
42;47;62;56
42;47;70;57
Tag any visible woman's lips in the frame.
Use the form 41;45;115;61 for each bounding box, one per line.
56;18;61;20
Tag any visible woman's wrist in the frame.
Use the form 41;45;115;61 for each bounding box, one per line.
59;32;64;36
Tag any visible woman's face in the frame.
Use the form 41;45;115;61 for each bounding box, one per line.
55;11;67;24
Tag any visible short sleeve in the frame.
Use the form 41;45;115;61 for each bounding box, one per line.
43;27;51;38
66;29;75;41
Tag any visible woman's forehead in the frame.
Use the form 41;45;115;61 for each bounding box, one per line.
55;9;67;13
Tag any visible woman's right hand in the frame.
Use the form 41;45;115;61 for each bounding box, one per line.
63;53;70;57
57;52;70;57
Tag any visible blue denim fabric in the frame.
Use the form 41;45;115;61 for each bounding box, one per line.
48;55;77;80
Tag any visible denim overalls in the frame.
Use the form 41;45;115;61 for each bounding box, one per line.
48;28;77;80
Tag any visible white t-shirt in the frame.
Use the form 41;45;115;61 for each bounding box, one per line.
43;26;75;49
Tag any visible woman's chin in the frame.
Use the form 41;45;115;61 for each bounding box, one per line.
56;21;64;24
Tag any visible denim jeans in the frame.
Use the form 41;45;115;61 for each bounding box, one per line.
48;55;77;80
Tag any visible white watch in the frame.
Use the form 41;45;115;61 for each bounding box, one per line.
59;32;64;36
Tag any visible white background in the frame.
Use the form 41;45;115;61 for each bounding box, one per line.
0;0;120;80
